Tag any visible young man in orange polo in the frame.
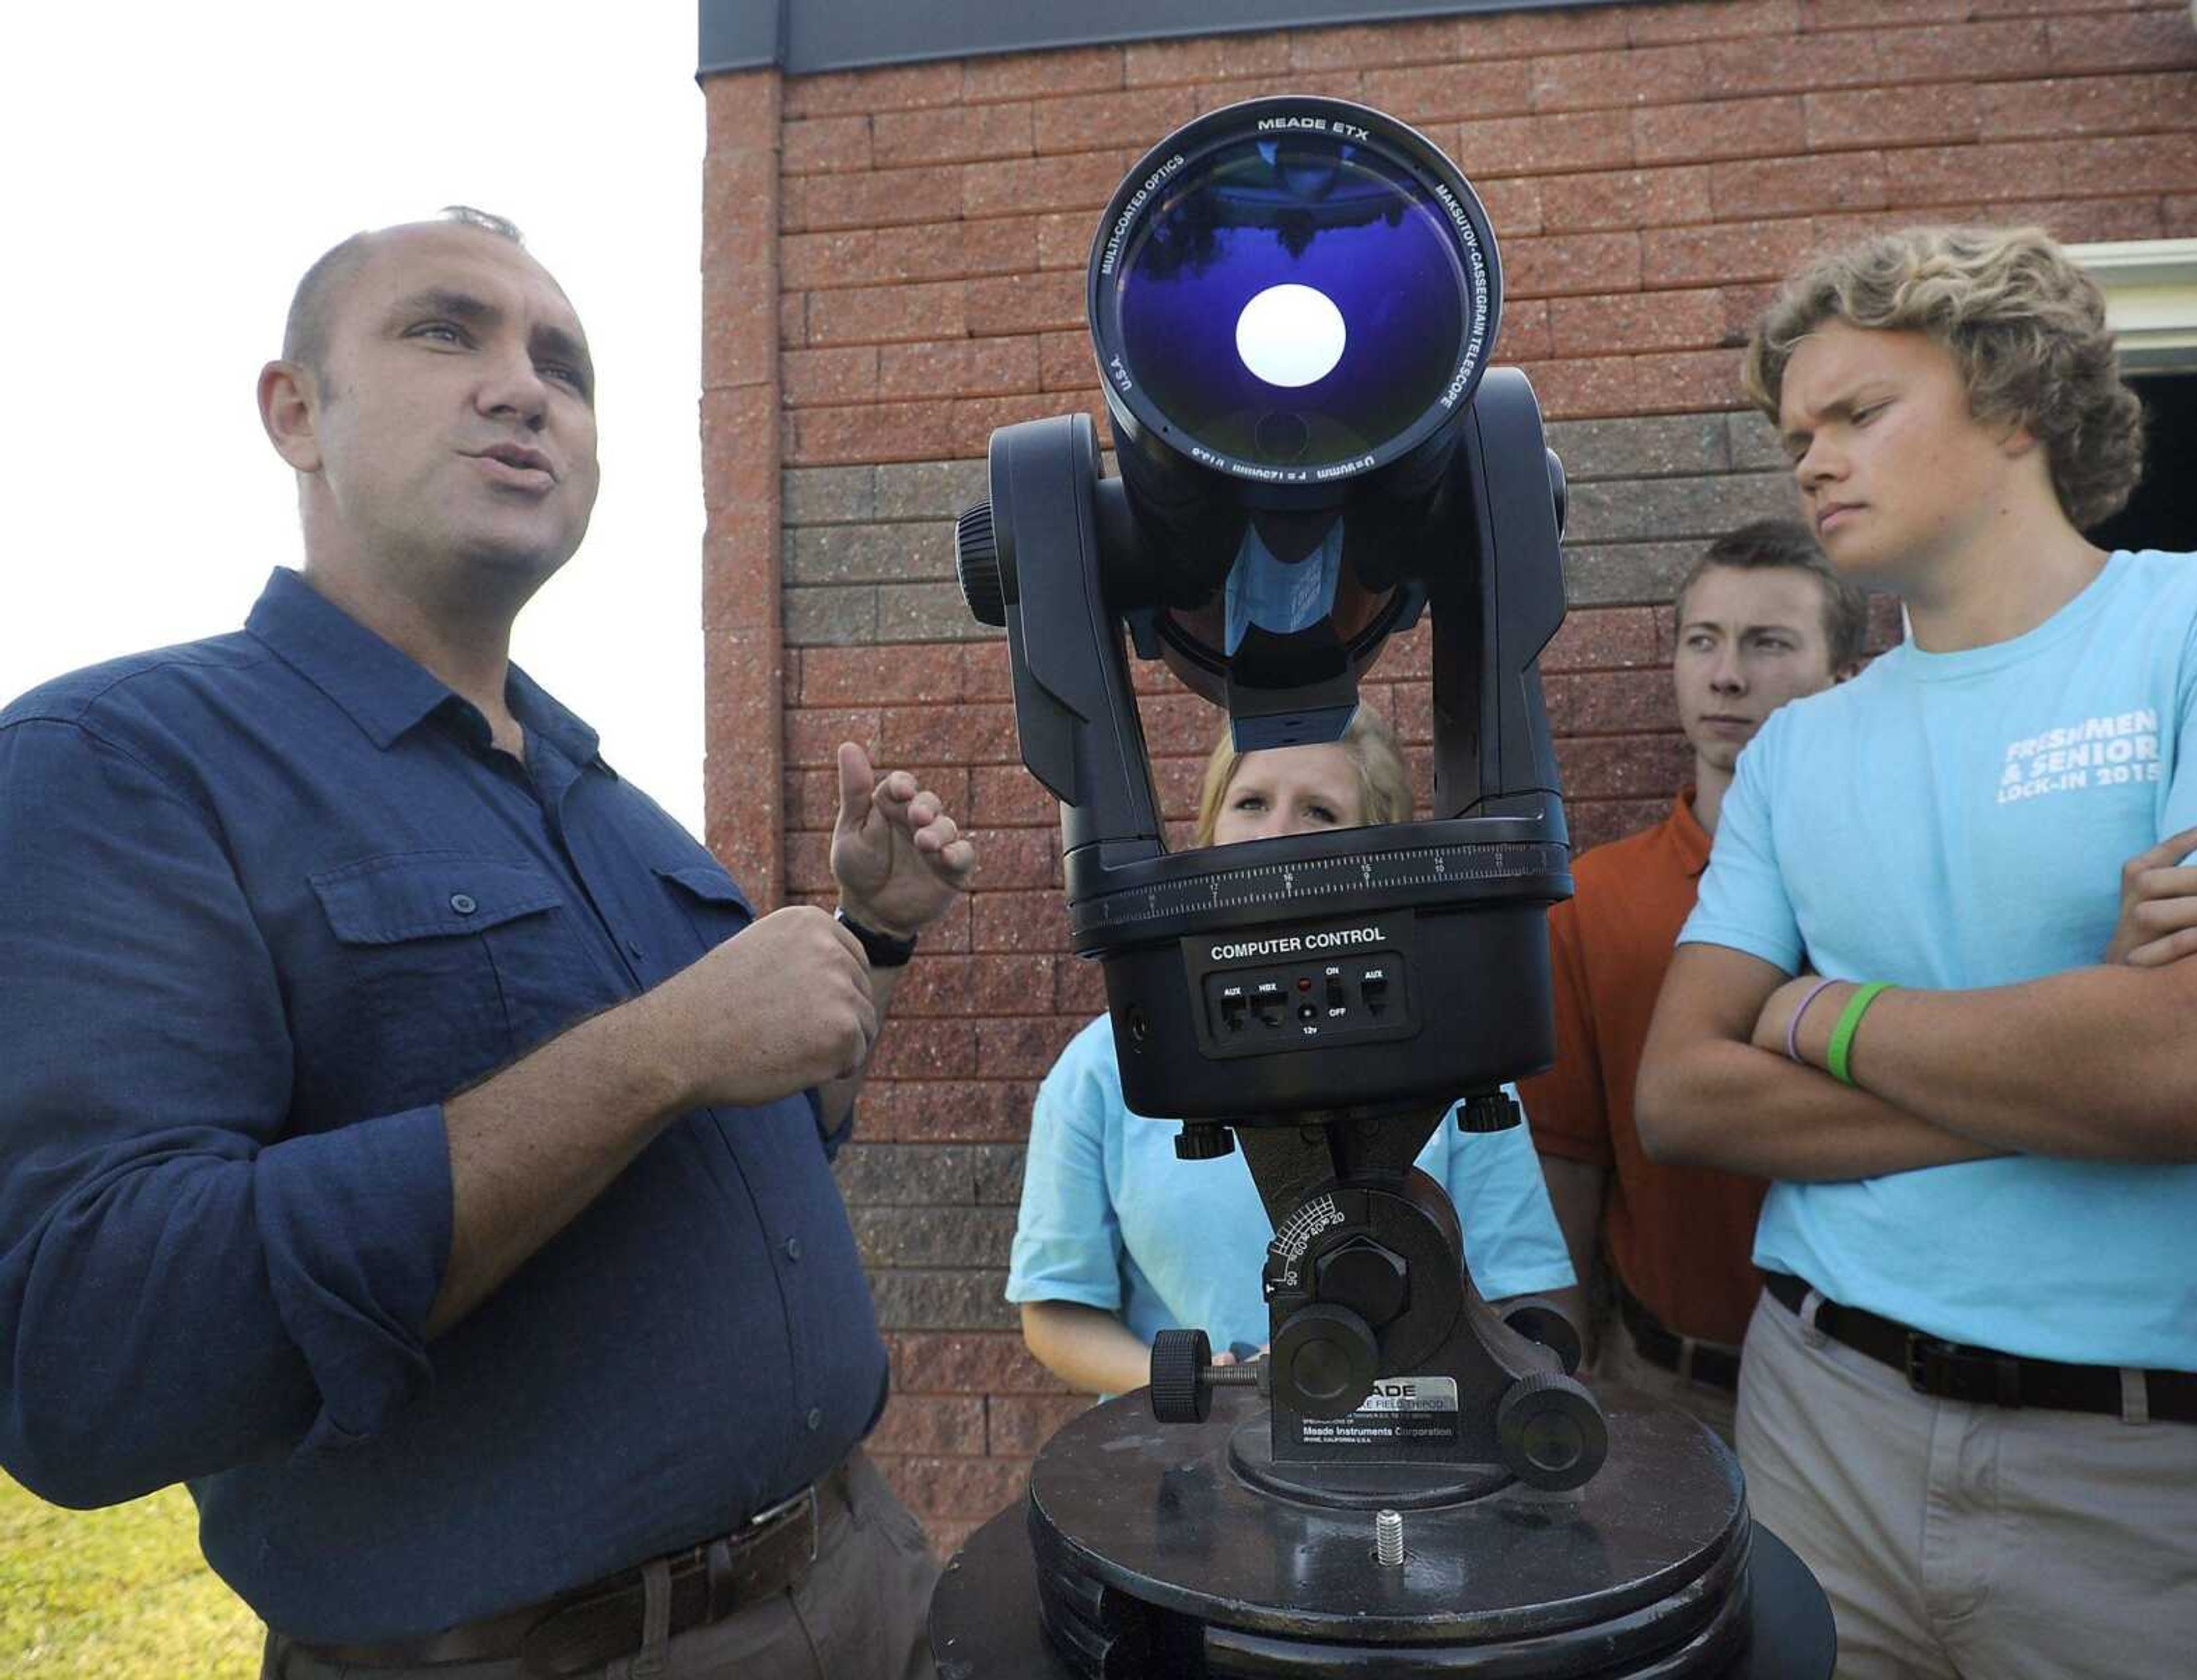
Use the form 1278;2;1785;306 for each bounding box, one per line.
1522;519;1863;1438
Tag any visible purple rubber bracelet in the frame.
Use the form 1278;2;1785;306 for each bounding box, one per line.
1784;978;1839;1063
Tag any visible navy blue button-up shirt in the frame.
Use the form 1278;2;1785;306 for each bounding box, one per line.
0;570;888;1642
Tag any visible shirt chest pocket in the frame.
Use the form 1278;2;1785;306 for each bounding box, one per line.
309;853;601;1099
652;861;756;962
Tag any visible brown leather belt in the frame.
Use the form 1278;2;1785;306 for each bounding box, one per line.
1765;1272;2197;1423
298;1460;852;1677
1614;1279;1742;1392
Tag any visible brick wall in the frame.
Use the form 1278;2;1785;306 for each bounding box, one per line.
700;0;2197;1554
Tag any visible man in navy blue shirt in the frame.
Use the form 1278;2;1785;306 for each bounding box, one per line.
0;207;971;1679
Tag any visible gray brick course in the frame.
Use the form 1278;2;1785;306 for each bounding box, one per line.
1565;471;1798;544
870;1268;1018;1330
785;521;957;585
785;585;878;645
1546;413;1730;480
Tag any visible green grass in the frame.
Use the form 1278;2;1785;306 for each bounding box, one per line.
1;1474;260;1678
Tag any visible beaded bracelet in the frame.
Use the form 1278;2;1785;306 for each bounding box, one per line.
1826;982;1895;1086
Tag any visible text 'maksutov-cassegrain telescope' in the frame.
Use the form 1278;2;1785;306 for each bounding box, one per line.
936;96;1831;1680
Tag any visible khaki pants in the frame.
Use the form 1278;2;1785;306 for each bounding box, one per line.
1736;1288;2197;1680
263;1453;939;1680
1587;1298;1739;1445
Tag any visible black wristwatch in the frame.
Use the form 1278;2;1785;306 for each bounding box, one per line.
835;906;918;968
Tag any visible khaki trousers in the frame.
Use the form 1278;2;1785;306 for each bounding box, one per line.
263;1453;939;1680
1736;1288;2197;1680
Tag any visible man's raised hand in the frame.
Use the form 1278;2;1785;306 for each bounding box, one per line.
829;740;978;937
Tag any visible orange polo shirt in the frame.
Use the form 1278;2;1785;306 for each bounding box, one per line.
1520;791;1767;1348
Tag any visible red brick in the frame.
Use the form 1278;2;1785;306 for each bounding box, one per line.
1802;0;1968;25
1805;84;1982;151
1187;72;1367;107
963;270;1088;337
879;1453;1029;1520
785;61;964;120
962;642;1014;701
977;1015;1081;1078
1503;299;1556;362
875;102;1034;169
1544;606;1662;672
972;891;1073;952
1504;231;1644;300
1641;216;1821;289
964;150;1129;219
1532;45;1710;114
780;292;806;348
2045;9;2197;74
1533;348;1746;419
1972;0;2154;11
786;400;959;467
1457;5;1632;58
988;1395;1093;1456
965;829;1056;893
870;1395;987;1456
1547;288;1727;356
965;45;1125;101
1286;16;1463;72
806;280;969;348
1874;20;2055;85
1140;693;1221;757
1358;60;1533;126
783;114;871;176
1544;668;1678;735
1121;32;1294;86
1635;95;1806;164
1450;109;1635;176
1554;732;1693;798
1626;0;1799;47
971;765;1058;827
1569;797;1675;852
1033;84;1204;156
1541;165;1714;233
1036;212;1092;271
1041;329;1095;391
953;393;1100;459
1698;35;1883;98
1152;754;1209;823
782;768;836;833
1721;281;1783;344
878;337;1041;403
2167;194;2197;237
802;646;964;707
1977;72;2197;138
784;706;880;767
860;1076;1028;1142
889;1331;1070;1394
1476;174;1546;238
883;701;1019;764
782;345;878;408
1713;152;1890;219
871;1018;978;1079
780;166;962;235
1055;958;1109;1015
782;218;1042;291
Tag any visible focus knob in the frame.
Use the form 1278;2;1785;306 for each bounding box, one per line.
1173;1122;1235;1161
1502;1298;1585;1375
1271;1301;1380;1420
955;501;1006;627
1458;1091;1522;1133
1497;1370;1608;1491
1149;1328;1213;1424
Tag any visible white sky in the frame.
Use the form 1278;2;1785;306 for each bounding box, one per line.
1;4;708;831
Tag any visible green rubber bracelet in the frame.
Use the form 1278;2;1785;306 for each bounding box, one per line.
1826;982;1894;1087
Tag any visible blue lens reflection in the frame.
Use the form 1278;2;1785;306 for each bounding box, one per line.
1114;137;1471;470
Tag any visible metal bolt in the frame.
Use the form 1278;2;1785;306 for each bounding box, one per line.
1375;1508;1403;1567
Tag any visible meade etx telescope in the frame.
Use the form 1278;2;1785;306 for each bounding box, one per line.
929;98;1834;1679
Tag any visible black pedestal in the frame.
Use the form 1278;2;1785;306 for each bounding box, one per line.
930;1390;1835;1678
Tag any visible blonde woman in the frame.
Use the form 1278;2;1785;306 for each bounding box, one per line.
1008;710;1574;1396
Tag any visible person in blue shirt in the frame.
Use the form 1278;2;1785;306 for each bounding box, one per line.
1638;226;2197;1680
0;207;970;1680
1008;710;1577;1398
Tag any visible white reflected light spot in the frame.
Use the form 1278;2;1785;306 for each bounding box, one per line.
1235;284;1346;388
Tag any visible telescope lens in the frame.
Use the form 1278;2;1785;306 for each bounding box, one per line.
1111;133;1473;471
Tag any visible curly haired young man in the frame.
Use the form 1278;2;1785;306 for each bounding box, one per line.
1639;227;2197;1680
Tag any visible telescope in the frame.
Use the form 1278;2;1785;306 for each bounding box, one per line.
929;97;1833;1678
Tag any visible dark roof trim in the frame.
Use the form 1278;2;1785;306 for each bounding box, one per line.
699;0;1643;78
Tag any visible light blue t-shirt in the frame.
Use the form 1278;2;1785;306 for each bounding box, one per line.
1682;549;2197;1367
1005;1015;1576;1355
